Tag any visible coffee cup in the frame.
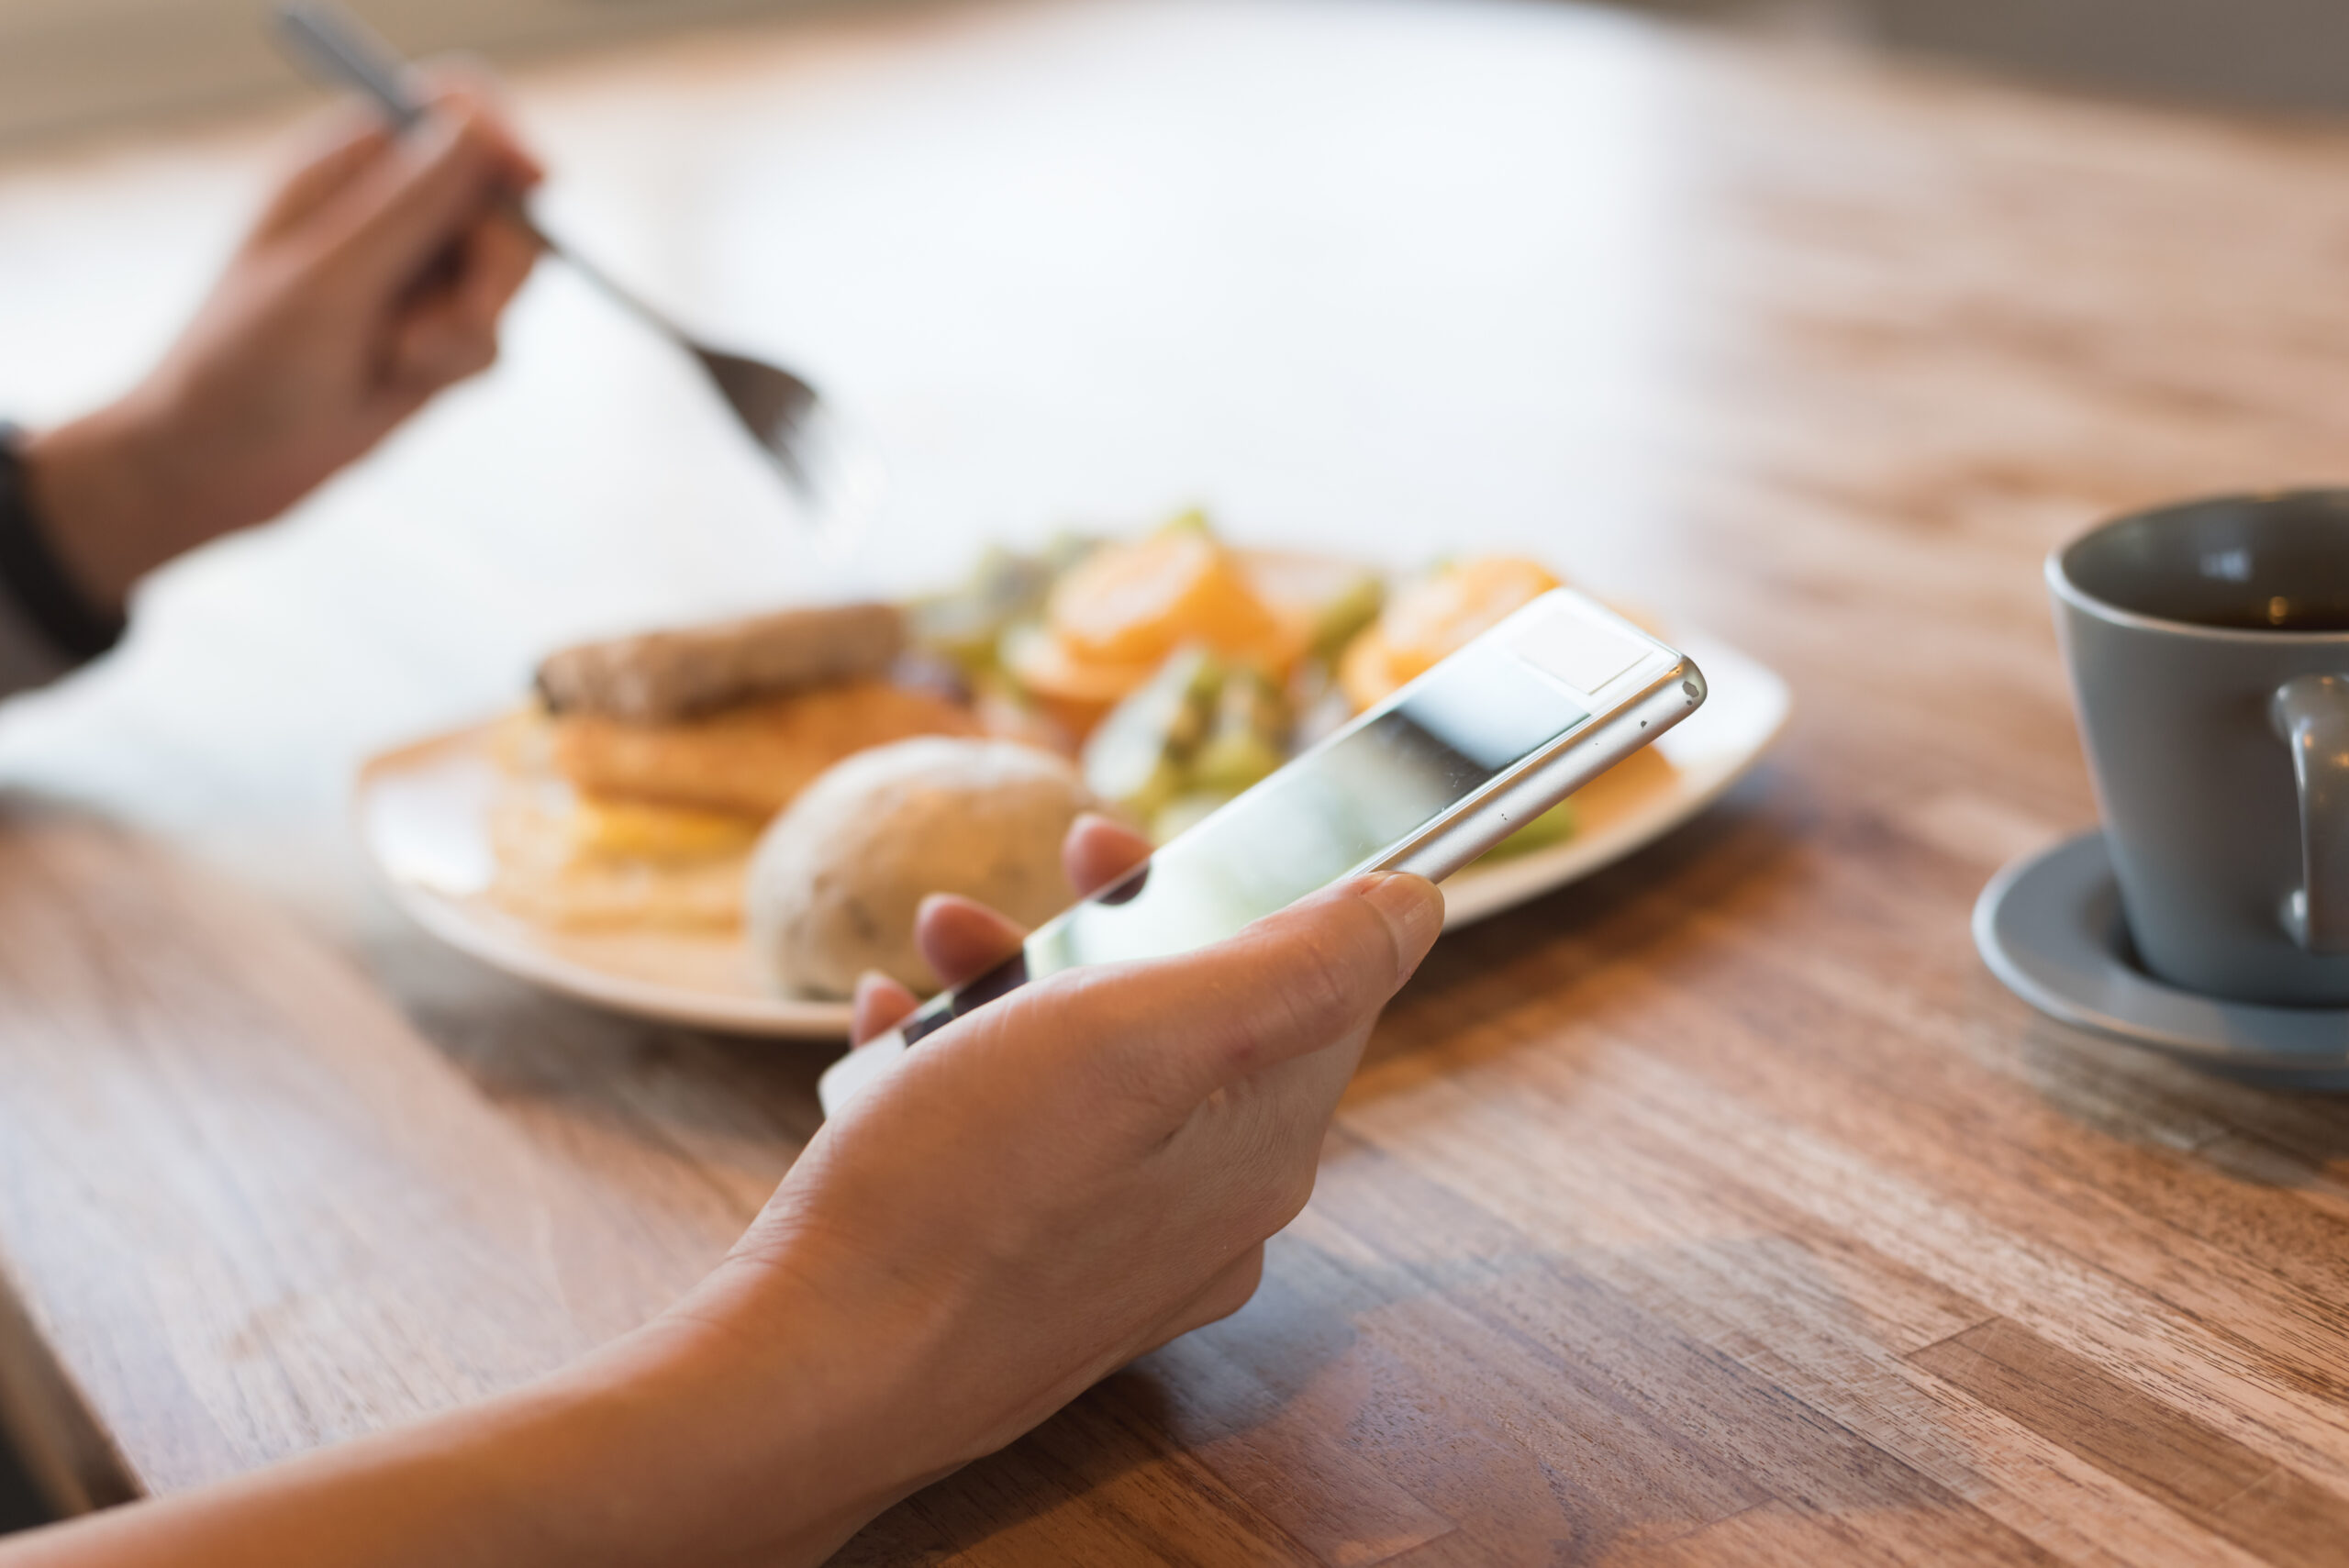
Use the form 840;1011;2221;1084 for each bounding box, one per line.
2053;490;2349;1006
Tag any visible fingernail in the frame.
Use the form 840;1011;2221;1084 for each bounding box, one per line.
1362;873;1443;984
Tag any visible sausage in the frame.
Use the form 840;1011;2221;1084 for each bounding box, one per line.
534;602;906;722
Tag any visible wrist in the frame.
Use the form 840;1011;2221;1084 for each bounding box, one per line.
50;1286;939;1568
18;392;194;613
484;1266;951;1568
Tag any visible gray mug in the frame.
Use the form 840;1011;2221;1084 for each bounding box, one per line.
2053;491;2349;1006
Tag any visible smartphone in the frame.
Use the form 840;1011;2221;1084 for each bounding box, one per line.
818;587;1705;1115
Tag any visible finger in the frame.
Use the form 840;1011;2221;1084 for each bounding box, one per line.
385;290;497;394
414;63;545;188
852;971;919;1046
1063;812;1152;899
913;894;1029;993
250;113;394;240
1057;871;1443;1120
314;98;524;301
460;208;540;324
384;213;538;395
1137;1245;1264;1356
256;67;536;250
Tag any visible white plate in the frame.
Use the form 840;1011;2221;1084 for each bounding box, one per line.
355;632;1790;1039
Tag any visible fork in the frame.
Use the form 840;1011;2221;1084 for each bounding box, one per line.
273;1;879;542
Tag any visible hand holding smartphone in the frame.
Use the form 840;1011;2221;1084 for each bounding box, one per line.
820;587;1703;1115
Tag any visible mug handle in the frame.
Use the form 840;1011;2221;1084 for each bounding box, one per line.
2272;673;2349;952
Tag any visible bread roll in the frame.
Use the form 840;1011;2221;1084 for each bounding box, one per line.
747;739;1094;997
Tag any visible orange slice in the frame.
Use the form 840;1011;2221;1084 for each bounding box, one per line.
1048;530;1302;673
1239;549;1384;659
1337;556;1564;711
1338;628;1414;714
1001;623;1164;739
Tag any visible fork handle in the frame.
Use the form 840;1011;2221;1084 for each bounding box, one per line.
273;4;426;131
271;2;687;342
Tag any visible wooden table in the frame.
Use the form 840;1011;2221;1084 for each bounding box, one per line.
7;1;2349;1561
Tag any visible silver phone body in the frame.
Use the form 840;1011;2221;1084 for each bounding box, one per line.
818;588;1705;1115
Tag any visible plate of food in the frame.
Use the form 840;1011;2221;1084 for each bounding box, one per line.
355;516;1790;1038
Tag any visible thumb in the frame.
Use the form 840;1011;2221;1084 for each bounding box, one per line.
1072;872;1443;1123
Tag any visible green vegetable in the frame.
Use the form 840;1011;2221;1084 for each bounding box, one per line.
1189;668;1287;795
1189;730;1284;796
1082;647;1221;820
905;536;1100;673
1308;571;1385;660
1082;643;1298;833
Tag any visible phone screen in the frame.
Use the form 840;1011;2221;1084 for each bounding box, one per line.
899;637;1591;1043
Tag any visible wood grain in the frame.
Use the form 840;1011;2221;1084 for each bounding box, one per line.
8;0;2349;1562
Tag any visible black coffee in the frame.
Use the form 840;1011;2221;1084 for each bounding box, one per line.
2158;595;2349;633
2059;494;2349;634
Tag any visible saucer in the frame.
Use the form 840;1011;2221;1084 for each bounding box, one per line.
1974;831;2349;1086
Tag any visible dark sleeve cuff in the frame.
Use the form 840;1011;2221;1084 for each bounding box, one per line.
0;422;127;665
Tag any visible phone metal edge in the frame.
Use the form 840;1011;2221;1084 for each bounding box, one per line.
1381;651;1705;884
